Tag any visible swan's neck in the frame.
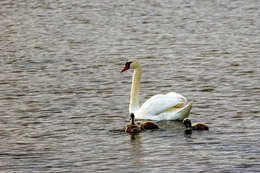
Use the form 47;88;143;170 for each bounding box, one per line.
129;67;142;114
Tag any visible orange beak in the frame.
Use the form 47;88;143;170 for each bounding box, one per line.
121;65;129;72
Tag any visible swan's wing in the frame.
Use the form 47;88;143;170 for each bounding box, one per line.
165;92;187;103
137;92;187;116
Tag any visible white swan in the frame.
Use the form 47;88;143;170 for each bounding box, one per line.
121;58;192;121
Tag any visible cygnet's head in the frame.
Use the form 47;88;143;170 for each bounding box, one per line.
129;113;136;125
183;118;192;128
130;113;135;120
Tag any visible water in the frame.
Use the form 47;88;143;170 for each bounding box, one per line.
0;0;259;172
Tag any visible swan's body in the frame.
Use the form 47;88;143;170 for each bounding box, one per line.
121;58;192;121
125;113;141;133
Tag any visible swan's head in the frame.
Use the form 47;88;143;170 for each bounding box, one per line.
183;118;192;128
121;58;141;72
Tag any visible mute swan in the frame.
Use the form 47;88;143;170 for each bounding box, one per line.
183;118;209;131
121;58;192;121
125;113;141;133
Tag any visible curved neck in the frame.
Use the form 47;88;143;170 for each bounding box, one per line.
129;66;142;114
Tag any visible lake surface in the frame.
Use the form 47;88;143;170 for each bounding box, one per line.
0;0;259;172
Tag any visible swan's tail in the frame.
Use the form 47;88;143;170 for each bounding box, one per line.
160;101;192;121
173;101;192;120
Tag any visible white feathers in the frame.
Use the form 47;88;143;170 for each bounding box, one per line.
122;59;192;121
